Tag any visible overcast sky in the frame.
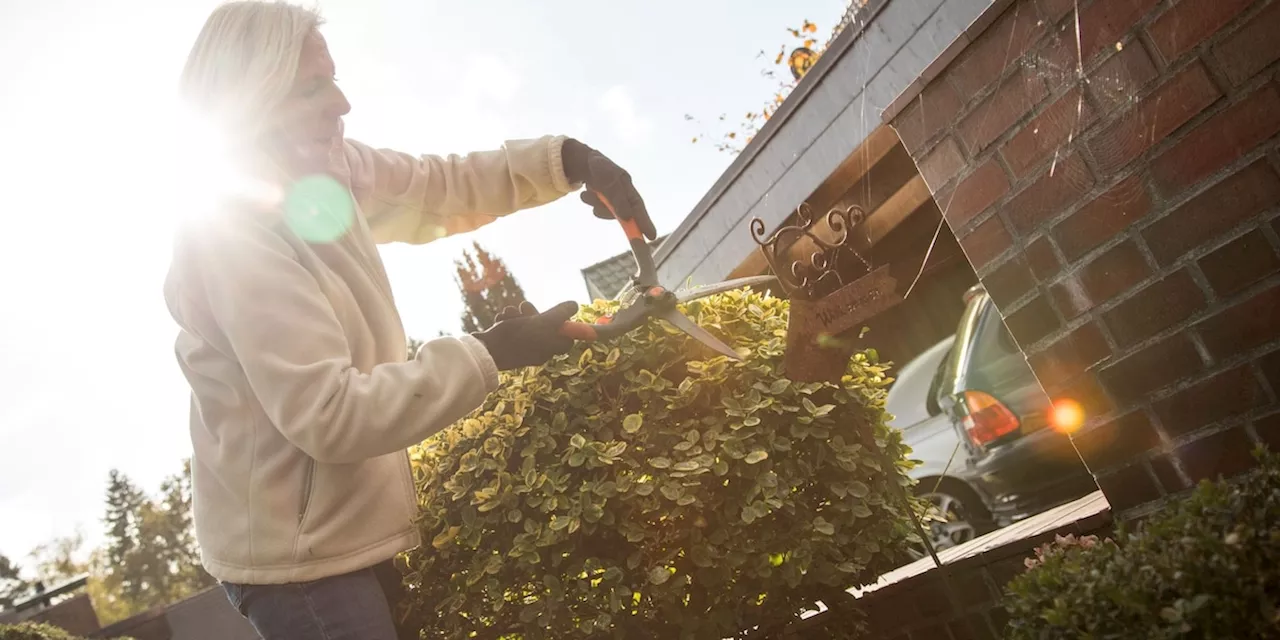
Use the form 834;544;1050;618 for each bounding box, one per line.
0;0;851;564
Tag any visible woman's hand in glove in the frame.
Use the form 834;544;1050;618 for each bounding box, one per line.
473;301;578;370
561;139;656;241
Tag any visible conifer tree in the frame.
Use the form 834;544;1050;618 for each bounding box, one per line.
453;241;528;334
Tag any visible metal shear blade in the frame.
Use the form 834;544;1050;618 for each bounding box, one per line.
656;308;742;360
673;275;779;304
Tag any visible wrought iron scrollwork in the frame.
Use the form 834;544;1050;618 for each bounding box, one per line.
750;202;871;299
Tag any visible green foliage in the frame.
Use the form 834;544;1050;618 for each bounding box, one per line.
1003;448;1280;639
0;555;29;609
0;622;131;640
399;288;923;639
92;461;214;624
455;242;528;334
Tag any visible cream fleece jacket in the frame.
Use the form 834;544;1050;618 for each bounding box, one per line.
163;135;576;584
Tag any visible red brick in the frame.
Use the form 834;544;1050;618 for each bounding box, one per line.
1150;454;1186;492
1102;269;1207;348
1150;84;1280;198
1197;282;1280;359
1148;0;1254;63
1028;320;1113;383
1025;235;1064;280
893;80;966;154
1035;0;1079;24
957;69;1050;154
1098;333;1204;403
1002;87;1098;178
1004;295;1062;346
1058;369;1116;417
959;214;1014;270
1143;160;1280;265
1096;461;1161;511
1261;349;1280;397
1079;240;1153;304
949;613;997;640
1154;366;1267;437
1213;0;1280;86
1198;229;1280;297
985;257;1037;309
1050;276;1092;319
1088;63;1223;174
947;5;1050;101
1176;425;1259;483
1072;410;1162;471
1052;177;1150;263
1257;412;1280;451
1004;152;1094;235
943;159;1011;229
1041;0;1163;85
1088;43;1161;115
918;137;967;192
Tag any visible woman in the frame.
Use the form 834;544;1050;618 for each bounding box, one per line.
164;2;655;638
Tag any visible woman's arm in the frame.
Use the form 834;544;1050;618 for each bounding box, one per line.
166;215;499;464
340;135;579;245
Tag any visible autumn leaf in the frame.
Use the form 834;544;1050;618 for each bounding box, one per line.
803;20;817;33
774;47;785;65
787;28;800;38
804;39;816;49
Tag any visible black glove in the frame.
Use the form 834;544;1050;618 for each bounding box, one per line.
561;139;656;241
473;301;578;370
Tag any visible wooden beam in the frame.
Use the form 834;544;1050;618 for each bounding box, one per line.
804;125;902;213
727;125;903;279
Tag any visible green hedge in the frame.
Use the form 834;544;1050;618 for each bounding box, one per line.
1004;447;1280;638
397;289;924;639
0;622;131;640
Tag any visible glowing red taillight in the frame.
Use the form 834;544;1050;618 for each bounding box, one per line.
961;390;1020;447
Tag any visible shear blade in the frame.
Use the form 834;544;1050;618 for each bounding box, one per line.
674;275;779;304
657;309;742;361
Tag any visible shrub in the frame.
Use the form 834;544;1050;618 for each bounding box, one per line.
0;622;131;640
397;289;923;639
1003;448;1280;639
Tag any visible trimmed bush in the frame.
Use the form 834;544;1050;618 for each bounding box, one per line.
397;289;923;639
0;622;131;640
1003;448;1280;639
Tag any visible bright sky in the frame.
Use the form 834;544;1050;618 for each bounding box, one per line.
0;0;849;564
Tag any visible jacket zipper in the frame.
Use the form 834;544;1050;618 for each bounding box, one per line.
400;451;417;514
299;459;316;523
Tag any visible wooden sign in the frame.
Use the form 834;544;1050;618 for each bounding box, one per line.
785;265;902;382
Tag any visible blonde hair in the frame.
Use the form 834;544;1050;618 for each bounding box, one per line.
179;1;323;145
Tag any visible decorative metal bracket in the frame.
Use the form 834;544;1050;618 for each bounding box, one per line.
750;202;871;301
750;202;901;382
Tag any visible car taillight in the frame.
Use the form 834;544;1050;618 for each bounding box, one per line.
961;390;1020;447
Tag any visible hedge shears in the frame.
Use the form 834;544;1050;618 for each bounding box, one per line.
559;192;776;361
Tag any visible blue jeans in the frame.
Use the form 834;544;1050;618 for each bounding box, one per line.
222;560;409;640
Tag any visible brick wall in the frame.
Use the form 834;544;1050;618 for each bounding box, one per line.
890;0;1280;516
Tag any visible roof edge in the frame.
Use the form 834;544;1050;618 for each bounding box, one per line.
654;0;893;268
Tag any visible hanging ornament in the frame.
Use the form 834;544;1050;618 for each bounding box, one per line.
788;47;817;80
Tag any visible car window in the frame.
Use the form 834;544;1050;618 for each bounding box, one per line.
972;300;1020;365
886;338;953;425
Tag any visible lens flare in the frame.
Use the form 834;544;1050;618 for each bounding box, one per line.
1051;398;1086;434
283;174;355;243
